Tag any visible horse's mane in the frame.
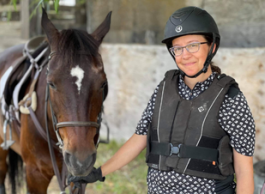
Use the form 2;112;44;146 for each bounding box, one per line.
58;29;101;66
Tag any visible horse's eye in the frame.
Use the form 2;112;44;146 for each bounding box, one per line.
48;82;56;89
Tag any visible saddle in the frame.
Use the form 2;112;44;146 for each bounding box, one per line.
2;36;48;116
0;36;49;149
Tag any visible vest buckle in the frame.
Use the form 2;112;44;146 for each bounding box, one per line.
169;143;182;156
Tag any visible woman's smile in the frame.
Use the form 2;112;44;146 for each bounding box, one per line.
184;62;196;66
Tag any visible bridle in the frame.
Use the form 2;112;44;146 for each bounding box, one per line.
46;51;106;149
26;50;108;194
42;50;108;194
45;84;105;149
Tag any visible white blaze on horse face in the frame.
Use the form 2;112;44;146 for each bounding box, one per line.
70;65;84;95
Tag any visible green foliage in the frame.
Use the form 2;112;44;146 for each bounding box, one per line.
76;0;86;5
11;0;17;10
8;0;87;20
8;0;61;20
7;9;12;21
29;0;45;19
6;0;17;21
29;0;60;19
54;0;60;12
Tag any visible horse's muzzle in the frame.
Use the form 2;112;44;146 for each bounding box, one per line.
63;151;96;176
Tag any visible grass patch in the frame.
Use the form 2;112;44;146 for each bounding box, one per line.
86;140;148;194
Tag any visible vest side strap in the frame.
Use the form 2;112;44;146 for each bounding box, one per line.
150;142;172;156
179;145;218;162
150;142;218;162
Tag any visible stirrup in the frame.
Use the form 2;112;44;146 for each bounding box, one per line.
0;120;15;150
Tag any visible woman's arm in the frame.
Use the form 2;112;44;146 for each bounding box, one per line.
101;133;147;176
233;149;254;194
101;85;160;176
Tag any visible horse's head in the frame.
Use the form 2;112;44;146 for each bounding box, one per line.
41;8;111;176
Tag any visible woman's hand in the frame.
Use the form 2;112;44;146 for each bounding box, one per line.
68;167;105;191
233;149;254;194
68;167;105;185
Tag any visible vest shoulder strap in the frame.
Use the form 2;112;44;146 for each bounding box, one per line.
216;74;235;87
227;84;241;99
164;69;180;80
218;74;240;98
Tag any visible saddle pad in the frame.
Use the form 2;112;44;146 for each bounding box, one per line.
3;56;28;105
0;66;13;98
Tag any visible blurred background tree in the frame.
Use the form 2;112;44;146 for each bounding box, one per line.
4;0;86;38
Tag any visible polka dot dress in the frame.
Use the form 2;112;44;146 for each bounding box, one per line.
135;72;255;194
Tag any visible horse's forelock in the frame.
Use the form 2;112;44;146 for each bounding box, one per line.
57;29;101;66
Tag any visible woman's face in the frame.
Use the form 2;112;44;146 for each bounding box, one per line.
171;34;212;77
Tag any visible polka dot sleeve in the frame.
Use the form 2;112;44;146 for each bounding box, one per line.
135;85;160;135
218;92;255;156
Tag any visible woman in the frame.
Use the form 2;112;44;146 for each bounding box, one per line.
68;6;255;194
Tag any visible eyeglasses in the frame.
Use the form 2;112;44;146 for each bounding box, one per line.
169;42;208;57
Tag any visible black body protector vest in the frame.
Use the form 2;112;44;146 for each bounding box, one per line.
146;70;239;180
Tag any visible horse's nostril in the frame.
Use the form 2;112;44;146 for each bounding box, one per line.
64;151;71;165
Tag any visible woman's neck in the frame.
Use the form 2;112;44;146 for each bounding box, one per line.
184;67;213;90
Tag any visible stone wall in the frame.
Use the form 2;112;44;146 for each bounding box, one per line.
199;0;265;47
86;0;185;44
100;44;265;163
86;0;265;47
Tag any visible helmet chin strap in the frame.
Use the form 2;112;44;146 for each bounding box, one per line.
178;35;217;79
179;64;208;78
178;58;210;78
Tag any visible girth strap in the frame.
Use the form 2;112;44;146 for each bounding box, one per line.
150;142;218;162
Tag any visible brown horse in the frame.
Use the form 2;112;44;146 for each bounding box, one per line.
0;8;111;194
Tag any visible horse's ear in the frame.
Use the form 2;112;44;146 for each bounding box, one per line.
41;7;59;46
91;11;112;44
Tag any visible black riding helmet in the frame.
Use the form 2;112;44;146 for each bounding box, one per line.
162;6;220;78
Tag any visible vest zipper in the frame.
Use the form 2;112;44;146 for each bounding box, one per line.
169;101;180;143
157;80;166;170
168;101;180;171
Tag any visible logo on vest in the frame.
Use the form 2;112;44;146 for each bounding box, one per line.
198;106;205;112
175;25;183;33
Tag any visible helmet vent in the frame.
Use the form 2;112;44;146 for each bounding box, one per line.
172;10;189;19
171;9;193;25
